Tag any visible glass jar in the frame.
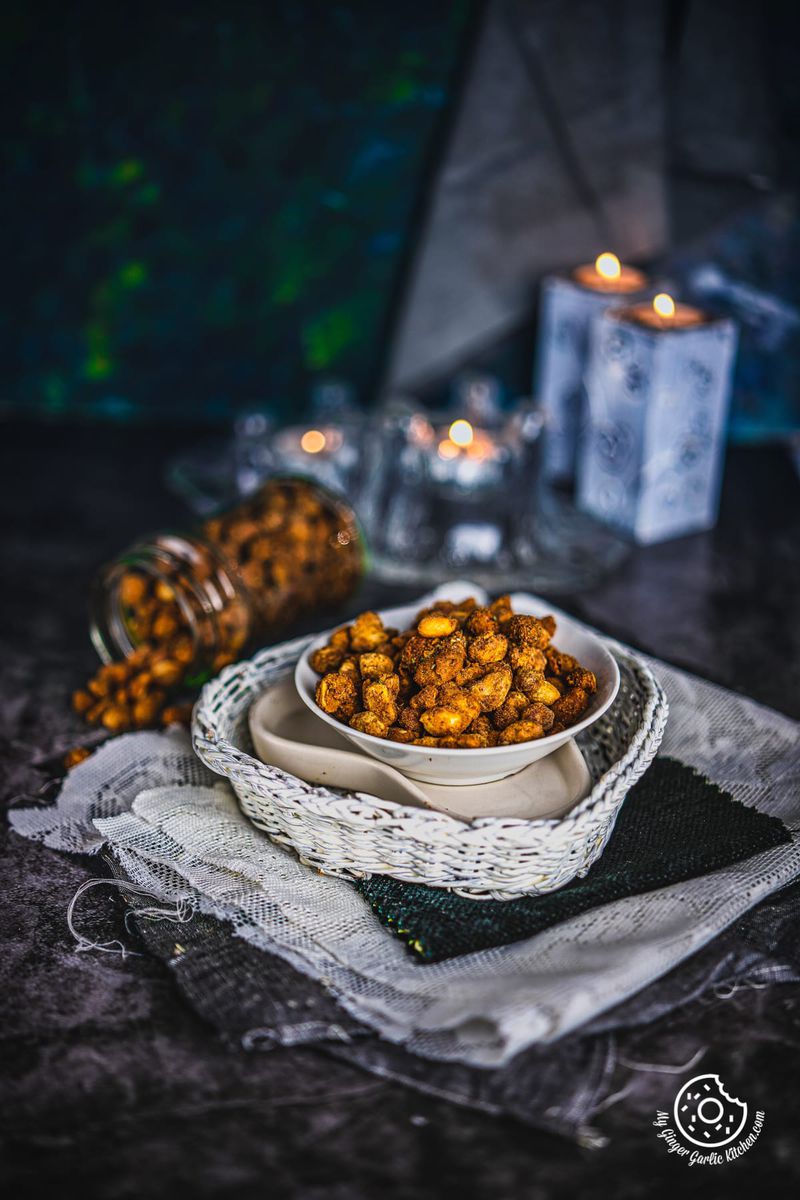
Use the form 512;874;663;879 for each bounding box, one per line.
90;476;364;689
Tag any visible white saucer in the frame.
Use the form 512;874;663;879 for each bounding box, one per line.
248;677;591;824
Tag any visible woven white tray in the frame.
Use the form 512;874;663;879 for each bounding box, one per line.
193;597;668;901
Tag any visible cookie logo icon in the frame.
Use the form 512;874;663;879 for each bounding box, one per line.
673;1074;748;1148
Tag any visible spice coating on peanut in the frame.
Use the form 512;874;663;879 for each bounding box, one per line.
468;632;508;664
350;611;389;651
467;665;513;712
358;652;396;678
420;707;472;737
316;672;358;719
498;719;546;745
349;711;389;737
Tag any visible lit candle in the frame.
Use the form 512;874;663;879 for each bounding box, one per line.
300;428;328;454
573;252;648;294
536;253;650;481
272;423;354;491
429;419;504;489
620;291;707;331
448;418;474;448
577;293;738;544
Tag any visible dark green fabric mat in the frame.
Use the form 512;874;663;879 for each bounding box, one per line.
354;757;790;962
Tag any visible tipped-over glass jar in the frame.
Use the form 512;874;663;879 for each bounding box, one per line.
80;477;363;734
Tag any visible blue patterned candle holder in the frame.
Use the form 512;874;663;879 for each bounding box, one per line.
534;256;648;481
576;296;739;545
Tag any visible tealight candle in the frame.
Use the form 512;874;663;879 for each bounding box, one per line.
620;291;707;330
428;419;505;490
576;295;738;544
271;423;356;492
572;252;648;294
535;252;649;480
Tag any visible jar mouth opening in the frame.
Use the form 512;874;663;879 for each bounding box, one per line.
90;565;132;663
91;529;254;669
90;551;204;667
90;480;364;672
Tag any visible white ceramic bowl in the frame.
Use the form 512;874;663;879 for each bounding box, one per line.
295;596;620;786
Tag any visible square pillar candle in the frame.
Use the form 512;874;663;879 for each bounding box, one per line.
576;293;739;545
534;253;648;481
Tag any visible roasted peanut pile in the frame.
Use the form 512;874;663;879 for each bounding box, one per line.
72;642;196;735
312;596;597;747
72;479;362;741
201;479;361;632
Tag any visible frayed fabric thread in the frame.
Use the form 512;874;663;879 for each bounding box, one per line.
241;1022;354;1051
67;876;196;959
617;1046;707;1075
711;977;770;1000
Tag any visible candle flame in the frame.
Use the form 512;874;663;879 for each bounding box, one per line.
653;293;675;319
448;419;474;448
595;252;621;281
300;429;327;454
438;438;459;460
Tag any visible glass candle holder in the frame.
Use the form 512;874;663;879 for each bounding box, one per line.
360;399;628;592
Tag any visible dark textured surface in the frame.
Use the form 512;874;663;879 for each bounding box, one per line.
2;422;800;1196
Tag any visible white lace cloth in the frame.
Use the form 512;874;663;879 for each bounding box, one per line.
11;600;800;1068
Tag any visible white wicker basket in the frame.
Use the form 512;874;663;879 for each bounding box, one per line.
192;626;668;901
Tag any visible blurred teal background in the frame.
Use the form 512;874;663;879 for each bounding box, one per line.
2;0;798;440
1;0;471;424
